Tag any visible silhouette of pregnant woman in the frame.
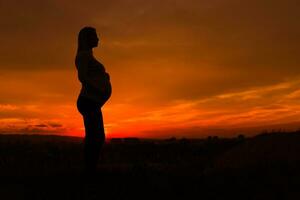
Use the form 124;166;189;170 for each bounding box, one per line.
75;27;112;176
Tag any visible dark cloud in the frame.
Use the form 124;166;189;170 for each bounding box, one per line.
34;124;48;128
48;123;63;128
0;124;67;135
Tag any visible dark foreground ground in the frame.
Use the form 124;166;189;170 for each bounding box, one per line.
0;131;300;200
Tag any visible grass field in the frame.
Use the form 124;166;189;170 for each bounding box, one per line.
0;131;299;199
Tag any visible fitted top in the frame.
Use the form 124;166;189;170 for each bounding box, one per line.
75;50;112;104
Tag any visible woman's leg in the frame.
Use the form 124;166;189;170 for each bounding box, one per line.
82;109;105;173
77;95;106;174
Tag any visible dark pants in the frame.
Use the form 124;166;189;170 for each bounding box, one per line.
76;95;105;175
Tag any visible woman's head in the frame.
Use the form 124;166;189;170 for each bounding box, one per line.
77;26;99;52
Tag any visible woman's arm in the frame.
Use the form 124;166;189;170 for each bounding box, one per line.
76;52;105;91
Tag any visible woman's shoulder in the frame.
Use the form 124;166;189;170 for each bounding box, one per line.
75;50;92;66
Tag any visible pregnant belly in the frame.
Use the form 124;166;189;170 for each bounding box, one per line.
89;72;110;87
90;73;112;100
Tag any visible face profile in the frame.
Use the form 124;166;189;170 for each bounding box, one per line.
77;27;100;51
88;31;99;48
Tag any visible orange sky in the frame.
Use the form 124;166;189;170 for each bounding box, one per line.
0;0;300;138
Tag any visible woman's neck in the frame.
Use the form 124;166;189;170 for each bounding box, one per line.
78;48;93;54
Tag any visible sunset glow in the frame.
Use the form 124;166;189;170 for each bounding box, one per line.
1;0;300;138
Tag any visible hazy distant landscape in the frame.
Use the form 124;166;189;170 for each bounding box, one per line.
0;131;299;199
